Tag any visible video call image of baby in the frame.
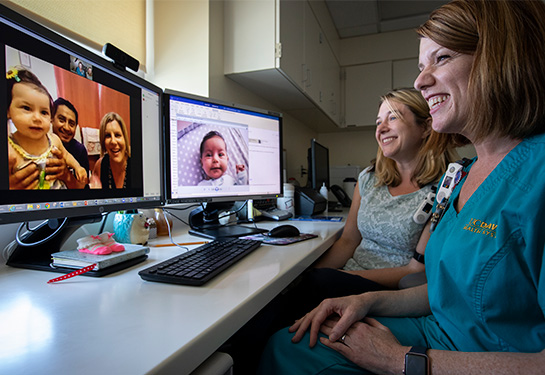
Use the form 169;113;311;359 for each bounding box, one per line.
176;121;249;187
6;67;88;189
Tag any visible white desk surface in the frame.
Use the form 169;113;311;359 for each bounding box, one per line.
0;217;345;375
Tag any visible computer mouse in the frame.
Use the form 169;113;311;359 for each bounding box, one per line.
267;224;300;238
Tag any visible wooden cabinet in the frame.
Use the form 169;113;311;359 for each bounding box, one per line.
302;1;322;103
321;42;340;123
393;58;419;88
224;0;341;131
344;62;392;127
224;1;417;131
343;58;419;127
277;0;305;88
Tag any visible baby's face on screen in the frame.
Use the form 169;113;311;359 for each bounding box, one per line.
201;135;229;180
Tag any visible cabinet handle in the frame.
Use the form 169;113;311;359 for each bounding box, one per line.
306;69;312;88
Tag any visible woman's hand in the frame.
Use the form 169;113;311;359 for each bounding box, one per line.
289;294;372;347
320;316;407;374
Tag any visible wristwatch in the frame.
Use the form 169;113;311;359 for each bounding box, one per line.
404;346;429;375
412;252;425;264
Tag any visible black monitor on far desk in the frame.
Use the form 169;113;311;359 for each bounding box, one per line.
308;139;330;190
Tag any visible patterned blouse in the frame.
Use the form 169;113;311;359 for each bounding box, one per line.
343;168;433;271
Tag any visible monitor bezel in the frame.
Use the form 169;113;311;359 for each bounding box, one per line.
163;89;284;205
0;3;165;225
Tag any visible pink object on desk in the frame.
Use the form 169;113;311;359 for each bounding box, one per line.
77;232;125;254
47;263;97;283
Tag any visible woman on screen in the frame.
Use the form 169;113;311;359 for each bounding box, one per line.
90;112;131;189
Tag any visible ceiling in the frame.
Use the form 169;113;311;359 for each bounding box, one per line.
324;0;450;38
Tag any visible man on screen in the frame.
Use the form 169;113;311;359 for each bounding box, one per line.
52;98;89;188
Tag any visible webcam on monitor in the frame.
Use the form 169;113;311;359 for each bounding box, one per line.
102;42;139;72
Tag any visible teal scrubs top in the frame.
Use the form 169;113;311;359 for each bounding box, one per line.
426;133;545;353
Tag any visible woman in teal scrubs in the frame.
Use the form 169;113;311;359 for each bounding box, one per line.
259;0;545;373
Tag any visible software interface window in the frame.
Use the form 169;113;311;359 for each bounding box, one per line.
167;94;282;202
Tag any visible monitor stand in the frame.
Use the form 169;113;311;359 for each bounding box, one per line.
188;203;267;240
5;216;148;277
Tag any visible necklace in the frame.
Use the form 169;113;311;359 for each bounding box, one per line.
108;158;127;189
9;134;52;162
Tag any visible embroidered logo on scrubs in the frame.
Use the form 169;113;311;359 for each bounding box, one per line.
463;218;497;238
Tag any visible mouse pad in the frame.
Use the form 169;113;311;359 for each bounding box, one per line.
240;233;318;246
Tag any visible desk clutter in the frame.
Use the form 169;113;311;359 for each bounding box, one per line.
51;243;149;271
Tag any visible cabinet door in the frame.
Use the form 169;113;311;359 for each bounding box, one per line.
279;0;305;89
393;58;419;89
344;62;392;127
303;1;322;103
321;43;340;123
224;0;276;74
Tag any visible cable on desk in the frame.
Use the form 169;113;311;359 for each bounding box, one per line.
156;207;189;251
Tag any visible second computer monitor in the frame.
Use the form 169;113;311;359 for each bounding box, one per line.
164;89;283;205
309;139;330;190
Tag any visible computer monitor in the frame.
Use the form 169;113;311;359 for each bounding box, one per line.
0;4;164;274
164;89;283;239
308;139;330;190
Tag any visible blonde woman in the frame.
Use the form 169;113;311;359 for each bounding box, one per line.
91;112;131;189
306;87;461;299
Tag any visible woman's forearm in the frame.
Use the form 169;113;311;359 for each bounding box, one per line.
314;236;360;269
366;284;431;317
344;259;424;289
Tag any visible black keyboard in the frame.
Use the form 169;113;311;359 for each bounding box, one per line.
138;238;262;286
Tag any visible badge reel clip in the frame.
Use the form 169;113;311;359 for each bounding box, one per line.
413;186;437;225
430;161;467;232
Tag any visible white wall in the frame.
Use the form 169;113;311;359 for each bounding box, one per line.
318;128;378;169
152;0;209;96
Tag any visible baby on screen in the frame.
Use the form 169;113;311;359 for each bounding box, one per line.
197;131;247;186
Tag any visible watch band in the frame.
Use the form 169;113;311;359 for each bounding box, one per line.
413;252;425;264
404;346;429;375
409;346;427;355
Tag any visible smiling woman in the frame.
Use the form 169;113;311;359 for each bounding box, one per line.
90;112;131;189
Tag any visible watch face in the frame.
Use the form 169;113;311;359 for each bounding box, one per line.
405;353;428;374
